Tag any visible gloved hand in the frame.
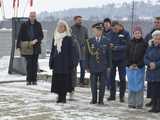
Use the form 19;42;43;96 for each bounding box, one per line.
32;39;38;45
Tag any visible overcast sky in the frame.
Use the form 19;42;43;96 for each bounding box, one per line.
0;0;158;19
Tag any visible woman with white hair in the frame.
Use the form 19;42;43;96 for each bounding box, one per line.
49;20;79;103
144;30;160;113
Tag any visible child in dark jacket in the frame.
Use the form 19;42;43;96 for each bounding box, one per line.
126;26;147;109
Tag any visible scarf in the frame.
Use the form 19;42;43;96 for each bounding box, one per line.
54;20;71;54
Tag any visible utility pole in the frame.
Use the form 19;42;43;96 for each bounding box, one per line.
131;0;135;37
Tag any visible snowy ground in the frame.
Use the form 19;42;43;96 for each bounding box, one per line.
0;56;89;82
0;56;160;120
0;56;25;82
0;81;160;120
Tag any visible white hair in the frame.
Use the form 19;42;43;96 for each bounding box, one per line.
152;30;160;37
54;20;71;53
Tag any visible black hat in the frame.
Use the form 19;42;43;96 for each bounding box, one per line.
92;22;103;30
103;18;111;24
155;16;160;20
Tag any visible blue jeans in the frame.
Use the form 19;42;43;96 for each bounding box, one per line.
80;60;85;83
90;71;106;102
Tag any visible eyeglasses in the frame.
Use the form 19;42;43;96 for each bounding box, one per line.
154;21;160;24
30;15;36;17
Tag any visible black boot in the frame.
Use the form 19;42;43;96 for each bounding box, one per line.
26;81;32;85
107;96;116;101
90;97;97;104
56;94;62;103
98;97;104;105
59;93;66;103
145;99;152;107
155;99;160;113
32;81;37;85
120;97;125;103
62;95;66;103
98;101;104;105
149;98;157;113
90;100;97;104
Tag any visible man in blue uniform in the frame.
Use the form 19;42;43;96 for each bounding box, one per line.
86;23;112;105
106;21;130;102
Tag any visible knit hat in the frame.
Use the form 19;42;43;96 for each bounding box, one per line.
133;26;142;33
152;30;160;37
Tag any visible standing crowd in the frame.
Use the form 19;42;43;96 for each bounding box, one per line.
17;11;160;113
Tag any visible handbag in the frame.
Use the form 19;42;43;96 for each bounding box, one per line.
20;41;33;55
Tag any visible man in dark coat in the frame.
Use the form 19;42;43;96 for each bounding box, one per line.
17;11;44;85
71;16;88;85
145;17;160;107
103;18;112;89
106;21;130;102
86;23;112;105
145;17;160;43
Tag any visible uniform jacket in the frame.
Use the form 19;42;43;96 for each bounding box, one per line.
86;36;112;73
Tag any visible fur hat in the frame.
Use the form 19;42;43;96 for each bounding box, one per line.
133;26;142;33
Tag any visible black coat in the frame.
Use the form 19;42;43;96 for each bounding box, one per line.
49;36;80;74
17;20;44;55
126;38;148;68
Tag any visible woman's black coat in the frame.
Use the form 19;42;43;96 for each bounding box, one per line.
126;38;148;68
49;36;80;74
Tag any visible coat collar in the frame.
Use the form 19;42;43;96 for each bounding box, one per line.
132;37;144;43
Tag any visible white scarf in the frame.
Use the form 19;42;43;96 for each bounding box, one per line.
54;32;68;53
54;20;71;54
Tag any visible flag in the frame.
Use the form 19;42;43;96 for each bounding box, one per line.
13;0;16;8
13;0;19;17
17;0;19;8
13;0;19;8
0;0;1;8
30;0;33;7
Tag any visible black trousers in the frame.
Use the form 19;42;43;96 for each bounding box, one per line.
110;60;126;98
147;82;152;98
90;71;106;102
25;54;39;83
150;82;160;111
